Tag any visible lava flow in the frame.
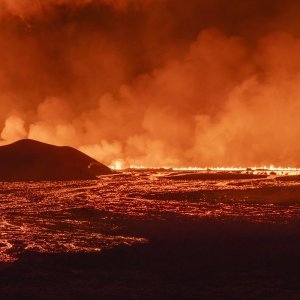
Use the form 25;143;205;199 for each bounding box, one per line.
1;168;300;262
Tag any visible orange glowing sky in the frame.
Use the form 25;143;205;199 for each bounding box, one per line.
0;0;300;167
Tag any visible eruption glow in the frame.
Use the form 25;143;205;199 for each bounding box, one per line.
110;164;300;175
0;0;300;167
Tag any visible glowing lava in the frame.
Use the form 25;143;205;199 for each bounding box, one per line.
110;164;300;175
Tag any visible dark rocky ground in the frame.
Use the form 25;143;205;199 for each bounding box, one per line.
1;217;300;299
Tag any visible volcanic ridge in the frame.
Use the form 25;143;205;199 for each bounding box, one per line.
0;139;112;181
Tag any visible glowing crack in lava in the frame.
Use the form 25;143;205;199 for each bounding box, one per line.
113;165;300;175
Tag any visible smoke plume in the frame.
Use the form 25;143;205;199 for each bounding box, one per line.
1;0;300;167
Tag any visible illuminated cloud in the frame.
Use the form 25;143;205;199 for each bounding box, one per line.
0;0;300;166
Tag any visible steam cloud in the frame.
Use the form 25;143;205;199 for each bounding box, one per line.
1;0;300;167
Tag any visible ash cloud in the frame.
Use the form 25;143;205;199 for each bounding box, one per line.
1;0;300;167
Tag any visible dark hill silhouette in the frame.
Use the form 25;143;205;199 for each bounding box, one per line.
0;139;112;181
